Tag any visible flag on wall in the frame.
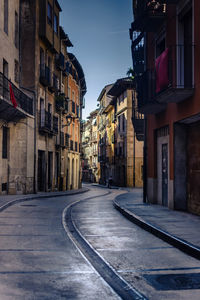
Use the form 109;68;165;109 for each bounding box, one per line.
9;83;18;108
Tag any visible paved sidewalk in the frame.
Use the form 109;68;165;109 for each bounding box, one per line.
0;187;89;212
113;188;200;260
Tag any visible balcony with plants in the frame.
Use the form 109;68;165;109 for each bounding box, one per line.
55;93;65;111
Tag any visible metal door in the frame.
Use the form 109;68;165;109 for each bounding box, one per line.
162;144;168;206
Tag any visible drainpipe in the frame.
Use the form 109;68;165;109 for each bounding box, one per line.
133;130;136;187
143;116;147;203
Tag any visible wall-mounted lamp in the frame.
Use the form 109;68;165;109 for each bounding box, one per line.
62;115;79;127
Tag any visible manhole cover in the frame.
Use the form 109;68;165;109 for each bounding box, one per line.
143;273;200;290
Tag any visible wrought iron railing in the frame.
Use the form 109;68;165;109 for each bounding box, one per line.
53;116;58;134
40;64;51;86
0;72;33;115
39;110;52;131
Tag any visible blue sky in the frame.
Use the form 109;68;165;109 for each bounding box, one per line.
59;0;133;119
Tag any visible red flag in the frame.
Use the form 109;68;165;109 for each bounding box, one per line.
9;83;18;108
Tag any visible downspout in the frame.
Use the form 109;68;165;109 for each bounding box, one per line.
133;130;136;187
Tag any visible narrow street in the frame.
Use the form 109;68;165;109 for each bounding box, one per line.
0;185;200;299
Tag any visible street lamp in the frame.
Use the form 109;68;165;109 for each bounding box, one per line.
62;115;79;127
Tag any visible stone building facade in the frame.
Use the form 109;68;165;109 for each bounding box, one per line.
82;79;143;188
0;0;86;194
0;0;34;194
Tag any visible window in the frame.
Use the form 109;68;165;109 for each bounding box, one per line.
122;114;125;132
68;87;71;99
15;11;19;48
118;116;121;132
47;2;52;26
14;60;19;83
2;127;9;159
40;48;45;65
72;101;75;113
4;0;8;34
72;90;75;101
54;14;58;34
40;98;45;127
3;59;8;78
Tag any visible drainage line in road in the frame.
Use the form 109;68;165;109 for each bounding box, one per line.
63;192;147;300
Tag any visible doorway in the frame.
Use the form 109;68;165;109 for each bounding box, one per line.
38;150;45;191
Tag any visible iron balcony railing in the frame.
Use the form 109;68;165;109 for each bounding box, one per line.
56;131;65;147
53;116;58;134
39;110;52;131
137;45;194;112
0;72;33;115
55;53;65;70
55;93;65;111
53;74;59;91
131;32;144;76
65;133;69;148
40;64;51;86
132;0;166;32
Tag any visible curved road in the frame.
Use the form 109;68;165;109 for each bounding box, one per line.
0;185;200;299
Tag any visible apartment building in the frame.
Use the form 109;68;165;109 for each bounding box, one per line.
0;0;34;194
89;109;99;183
66;53;85;189
19;0;85;192
130;0;200;215
97;84;113;185
108;78;143;187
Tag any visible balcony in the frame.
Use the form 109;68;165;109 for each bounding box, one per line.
132;0;166;32
55;53;65;71
53;116;58;134
39;64;51;87
131;32;144;77
39;110;52;133
55;93;65;111
49;73;59;93
0;72;33;121
138;46;195;114
132;109;144;141
56;132;65;148
155;46;194;104
65;133;70;148
137;70;166;114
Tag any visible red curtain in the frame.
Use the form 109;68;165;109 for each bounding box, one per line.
155;48;169;93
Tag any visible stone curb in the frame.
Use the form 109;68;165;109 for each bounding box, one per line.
0;188;90;213
113;199;200;260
